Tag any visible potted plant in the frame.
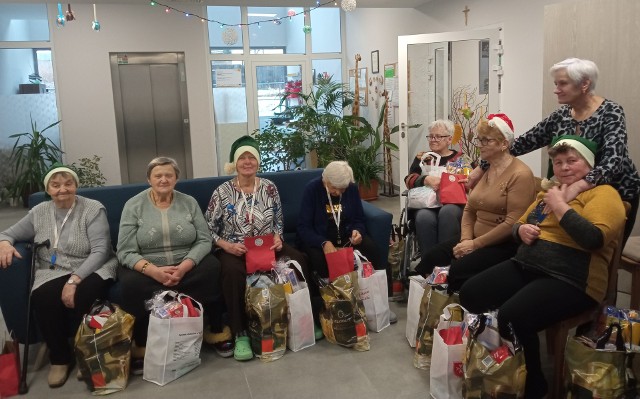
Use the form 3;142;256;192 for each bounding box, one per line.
69;155;107;187
251;121;305;172
9;116;63;206
279;75;354;168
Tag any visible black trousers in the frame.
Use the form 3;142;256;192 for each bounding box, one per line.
415;236;519;292
214;243;307;335
32;273;112;365
117;253;221;346
459;260;596;395
622;194;639;246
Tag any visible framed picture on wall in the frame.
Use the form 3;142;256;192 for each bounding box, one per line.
371;50;379;74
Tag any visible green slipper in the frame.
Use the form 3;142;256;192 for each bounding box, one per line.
234;336;253;361
314;324;324;341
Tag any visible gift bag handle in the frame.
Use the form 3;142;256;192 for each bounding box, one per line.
176;293;203;317
421;151;442;167
285;259;307;283
596;322;626;351
353;249;371;277
86;298;116;316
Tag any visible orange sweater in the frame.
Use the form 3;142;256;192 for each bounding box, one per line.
461;157;535;249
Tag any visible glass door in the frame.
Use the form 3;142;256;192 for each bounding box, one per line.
252;61;306;171
397;28;501;211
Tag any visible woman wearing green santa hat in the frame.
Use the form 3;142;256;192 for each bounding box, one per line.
460;135;626;398
205;135;308;361
0;163;117;388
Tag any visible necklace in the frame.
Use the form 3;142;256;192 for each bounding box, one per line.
326;189;343;245
237;177;257;235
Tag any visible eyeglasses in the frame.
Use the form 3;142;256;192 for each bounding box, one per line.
472;137;500;146
427;135;451;142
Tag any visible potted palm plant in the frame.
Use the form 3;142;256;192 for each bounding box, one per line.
9;117;63;207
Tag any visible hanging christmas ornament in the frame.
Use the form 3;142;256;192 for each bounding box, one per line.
65;4;75;21
341;0;357;12
56;4;65;27
302;25;312;34
287;9;296;17
222;26;238;46
91;4;101;31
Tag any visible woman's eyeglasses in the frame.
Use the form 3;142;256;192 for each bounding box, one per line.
427;135;451;142
472;137;499;146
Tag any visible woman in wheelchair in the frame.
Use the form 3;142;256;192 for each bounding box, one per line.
412;114;536;292
404;119;464;260
459;135;626;399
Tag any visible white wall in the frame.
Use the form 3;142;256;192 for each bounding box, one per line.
49;3;215;184
345;0;579;178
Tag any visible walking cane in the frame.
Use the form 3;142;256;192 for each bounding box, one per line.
18;239;50;395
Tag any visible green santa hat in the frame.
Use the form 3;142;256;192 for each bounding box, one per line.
550;134;597;167
224;135;261;175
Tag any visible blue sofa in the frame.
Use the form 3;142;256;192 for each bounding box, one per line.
0;169;392;343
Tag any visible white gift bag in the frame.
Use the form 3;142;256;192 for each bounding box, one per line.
355;250;390;332
406;275;427;347
430;304;467;399
284;260;315;352
419;151;447;177
143;292;203;386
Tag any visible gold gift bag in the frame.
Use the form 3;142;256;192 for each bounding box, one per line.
462;316;527;399
319;271;370;352
74;300;135;396
414;287;458;369
565;324;627;398
246;277;289;362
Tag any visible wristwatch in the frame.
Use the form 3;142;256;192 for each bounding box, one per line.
66;277;78;286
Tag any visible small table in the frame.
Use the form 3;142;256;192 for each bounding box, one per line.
621;236;640;309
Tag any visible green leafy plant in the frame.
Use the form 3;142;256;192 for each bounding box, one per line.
251;121;305;172
9;117;63;205
279;76;355;167
69;155;106;187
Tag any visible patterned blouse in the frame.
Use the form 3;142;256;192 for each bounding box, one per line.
205;177;283;243
511;99;640;200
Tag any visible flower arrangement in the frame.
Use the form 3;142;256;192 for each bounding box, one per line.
450;85;488;167
284;79;302;99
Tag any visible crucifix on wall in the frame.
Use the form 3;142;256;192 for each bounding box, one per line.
463;6;470;26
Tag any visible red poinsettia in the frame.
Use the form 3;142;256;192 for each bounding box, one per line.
285;79;302;99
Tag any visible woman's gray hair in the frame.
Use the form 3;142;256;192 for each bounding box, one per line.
428;119;455;136
550;58;599;93
147;156;180;179
322;161;355;189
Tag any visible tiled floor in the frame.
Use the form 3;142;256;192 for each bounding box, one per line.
3;192;623;398
0;196;432;399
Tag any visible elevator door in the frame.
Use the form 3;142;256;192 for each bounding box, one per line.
110;52;192;183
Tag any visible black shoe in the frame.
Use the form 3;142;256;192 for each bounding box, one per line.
131;358;144;376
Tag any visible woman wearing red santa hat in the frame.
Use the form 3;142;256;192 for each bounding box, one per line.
413;114;536;292
469;58;640;243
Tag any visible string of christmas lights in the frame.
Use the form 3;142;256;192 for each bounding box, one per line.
148;0;355;28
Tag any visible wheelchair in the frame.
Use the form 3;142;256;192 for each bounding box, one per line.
398;190;421;287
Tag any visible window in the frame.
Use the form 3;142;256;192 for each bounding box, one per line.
248;7;305;54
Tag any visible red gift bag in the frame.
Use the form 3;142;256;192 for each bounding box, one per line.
439;173;467;205
245;235;276;274
0;333;20;398
325;247;355;282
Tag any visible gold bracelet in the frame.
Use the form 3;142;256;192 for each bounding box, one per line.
141;262;149;274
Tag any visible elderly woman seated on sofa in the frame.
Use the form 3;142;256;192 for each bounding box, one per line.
459;135;626;399
116;157;222;374
205;136;308;361
296;161;397;325
0;163;117;388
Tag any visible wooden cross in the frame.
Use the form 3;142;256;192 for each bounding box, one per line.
463;5;470;26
